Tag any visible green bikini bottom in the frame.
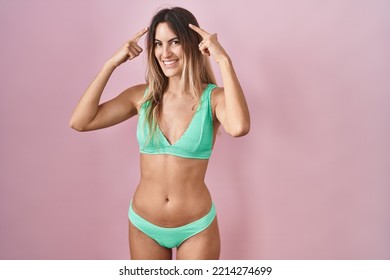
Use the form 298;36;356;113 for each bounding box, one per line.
128;202;216;249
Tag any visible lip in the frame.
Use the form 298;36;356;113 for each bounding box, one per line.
162;59;179;68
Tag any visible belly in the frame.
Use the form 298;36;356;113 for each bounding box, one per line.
132;154;212;227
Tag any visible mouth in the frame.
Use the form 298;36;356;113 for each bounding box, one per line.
162;59;179;68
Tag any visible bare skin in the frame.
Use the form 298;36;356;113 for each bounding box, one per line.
70;22;250;259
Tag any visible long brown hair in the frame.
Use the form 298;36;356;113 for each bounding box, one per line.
141;7;216;141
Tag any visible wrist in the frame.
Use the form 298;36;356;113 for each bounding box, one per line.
216;54;231;65
103;60;118;71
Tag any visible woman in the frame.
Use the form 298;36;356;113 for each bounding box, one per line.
70;7;250;260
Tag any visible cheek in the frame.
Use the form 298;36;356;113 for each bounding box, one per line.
175;47;184;58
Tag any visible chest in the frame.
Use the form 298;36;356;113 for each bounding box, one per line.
158;95;199;145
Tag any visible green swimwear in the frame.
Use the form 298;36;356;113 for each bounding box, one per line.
129;202;216;248
136;83;216;159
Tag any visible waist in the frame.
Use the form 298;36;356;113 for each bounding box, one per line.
132;186;212;227
134;154;211;226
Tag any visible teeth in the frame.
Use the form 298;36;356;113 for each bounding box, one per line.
163;60;177;66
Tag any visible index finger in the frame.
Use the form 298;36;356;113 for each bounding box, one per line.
189;23;210;38
131;27;149;42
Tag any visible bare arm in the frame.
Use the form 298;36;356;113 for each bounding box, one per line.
189;24;250;137
69;27;148;131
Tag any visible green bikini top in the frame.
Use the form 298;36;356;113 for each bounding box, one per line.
137;84;216;159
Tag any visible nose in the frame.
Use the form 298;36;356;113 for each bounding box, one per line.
162;44;172;57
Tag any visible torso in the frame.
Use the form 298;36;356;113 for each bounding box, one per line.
132;84;220;227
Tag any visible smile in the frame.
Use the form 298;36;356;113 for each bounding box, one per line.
163;59;179;67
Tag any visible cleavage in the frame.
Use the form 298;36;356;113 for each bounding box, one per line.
158;94;197;145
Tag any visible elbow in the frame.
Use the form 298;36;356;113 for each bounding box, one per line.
69;119;86;132
229;122;250;137
69;123;83;132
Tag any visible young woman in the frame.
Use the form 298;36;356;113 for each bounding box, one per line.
70;7;250;260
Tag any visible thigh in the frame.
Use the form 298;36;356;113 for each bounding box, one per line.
176;217;221;260
128;221;172;260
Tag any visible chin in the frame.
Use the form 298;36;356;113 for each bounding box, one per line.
162;70;182;78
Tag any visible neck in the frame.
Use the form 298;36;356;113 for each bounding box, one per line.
165;77;189;96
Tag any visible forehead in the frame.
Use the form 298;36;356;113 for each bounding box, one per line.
155;22;177;40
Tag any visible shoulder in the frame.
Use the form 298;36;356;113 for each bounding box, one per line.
120;83;148;105
122;83;148;97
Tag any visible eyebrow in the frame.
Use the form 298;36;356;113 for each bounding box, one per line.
154;37;179;43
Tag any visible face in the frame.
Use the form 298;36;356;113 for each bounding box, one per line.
154;22;184;78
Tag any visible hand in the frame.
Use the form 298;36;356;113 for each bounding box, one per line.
189;24;228;63
108;27;149;67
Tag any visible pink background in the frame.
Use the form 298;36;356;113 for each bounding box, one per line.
1;0;389;259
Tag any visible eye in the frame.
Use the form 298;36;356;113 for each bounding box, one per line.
154;41;162;47
171;39;180;46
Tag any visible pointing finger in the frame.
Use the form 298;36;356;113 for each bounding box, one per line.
189;23;210;38
128;43;142;54
131;27;149;42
